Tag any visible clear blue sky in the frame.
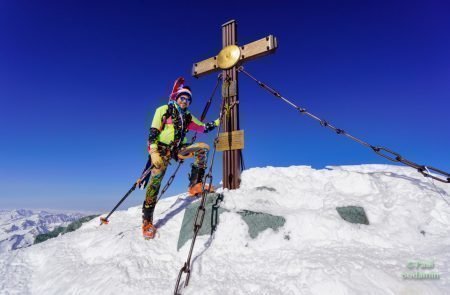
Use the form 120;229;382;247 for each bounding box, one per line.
1;1;449;211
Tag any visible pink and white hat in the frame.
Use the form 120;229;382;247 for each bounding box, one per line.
175;86;192;100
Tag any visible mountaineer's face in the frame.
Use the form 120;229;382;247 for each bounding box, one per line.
177;95;191;109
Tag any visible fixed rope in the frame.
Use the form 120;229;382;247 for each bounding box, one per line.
237;66;450;184
424;167;450;206
173;76;228;295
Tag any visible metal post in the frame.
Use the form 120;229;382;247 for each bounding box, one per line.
221;20;242;190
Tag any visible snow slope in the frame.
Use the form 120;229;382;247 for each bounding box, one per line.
0;210;85;253
1;165;449;295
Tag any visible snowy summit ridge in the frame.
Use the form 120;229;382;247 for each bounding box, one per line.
1;164;449;294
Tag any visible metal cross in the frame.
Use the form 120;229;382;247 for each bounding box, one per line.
192;20;278;189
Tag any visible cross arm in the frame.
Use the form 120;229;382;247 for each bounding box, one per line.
192;35;278;78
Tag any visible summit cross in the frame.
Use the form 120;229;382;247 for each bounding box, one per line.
192;19;278;189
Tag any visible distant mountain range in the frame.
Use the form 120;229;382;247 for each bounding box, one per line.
0;209;86;252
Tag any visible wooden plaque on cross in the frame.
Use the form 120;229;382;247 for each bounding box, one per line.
192;20;278;190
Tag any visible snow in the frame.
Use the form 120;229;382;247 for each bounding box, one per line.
1;164;449;295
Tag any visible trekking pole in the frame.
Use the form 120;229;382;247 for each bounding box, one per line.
99;167;152;225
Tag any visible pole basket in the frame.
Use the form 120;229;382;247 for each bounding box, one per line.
99;217;110;225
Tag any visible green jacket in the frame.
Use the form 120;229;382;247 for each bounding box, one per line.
149;103;219;150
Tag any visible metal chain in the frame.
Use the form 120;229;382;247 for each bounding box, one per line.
424;167;450;206
237;66;450;184
191;73;222;143
156;160;183;203
173;77;227;295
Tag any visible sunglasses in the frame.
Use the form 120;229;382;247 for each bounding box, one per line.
178;96;192;103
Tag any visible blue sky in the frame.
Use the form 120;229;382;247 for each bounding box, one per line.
1;1;449;211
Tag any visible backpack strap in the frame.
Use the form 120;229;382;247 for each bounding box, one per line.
160;102;174;132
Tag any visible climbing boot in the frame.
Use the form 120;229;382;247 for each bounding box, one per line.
188;182;214;197
188;165;213;197
142;201;156;239
142;220;157;240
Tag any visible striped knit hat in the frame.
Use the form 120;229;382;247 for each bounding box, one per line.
175;86;192;101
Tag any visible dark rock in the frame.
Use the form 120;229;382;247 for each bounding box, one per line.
336;206;369;225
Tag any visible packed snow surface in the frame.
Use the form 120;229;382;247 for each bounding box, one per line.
1;165;449;295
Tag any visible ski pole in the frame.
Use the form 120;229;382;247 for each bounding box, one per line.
100;184;137;225
99;167;152;225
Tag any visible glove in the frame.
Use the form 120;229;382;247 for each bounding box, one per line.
204;118;220;133
147;128;164;168
148;128;160;145
150;149;164;169
149;143;164;168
